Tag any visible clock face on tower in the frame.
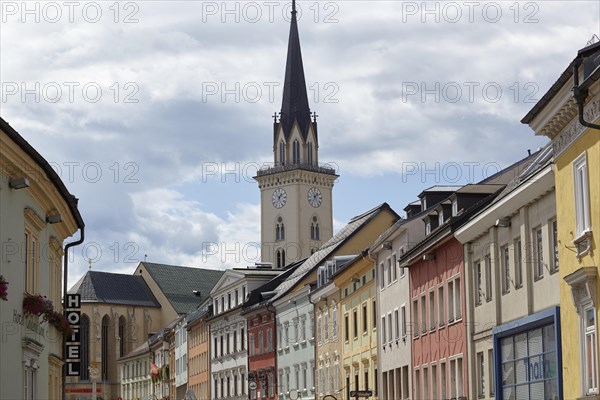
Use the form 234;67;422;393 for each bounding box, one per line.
272;188;287;209
307;187;322;208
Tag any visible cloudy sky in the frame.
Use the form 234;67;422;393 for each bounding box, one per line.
1;1;598;285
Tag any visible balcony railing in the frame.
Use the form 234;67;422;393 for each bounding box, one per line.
255;162;337;177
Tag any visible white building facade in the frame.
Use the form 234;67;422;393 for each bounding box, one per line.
209;268;281;400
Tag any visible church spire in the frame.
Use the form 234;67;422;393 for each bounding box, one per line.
279;0;312;139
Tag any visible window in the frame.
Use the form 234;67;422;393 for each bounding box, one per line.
323;313;328;342
449;357;464;398
448;277;462;322
392;255;398;281
475;260;482;306
534;227;544;279
307;142;313;165
550;219;559;273
234;330;238;352
438;286;445;327
310;216;320;241
373;300;377;329
301;316;307;341
215;299;219;313
293;139;300;164
80;315;90;381
344;314;349;342
362;303;368;334
101;316;109;381
414;369;421;400
501;245;510;294
439;211;444;226
318;315;322;344
488;349;495;397
382;317;387;344
276;248;286;269
401;306;407;339
394;309;400;340
420;294;426;333
452;200;458;216
379;263;385;289
514;239;523;288
574;152;591;237
276;217;285;241
477;352;485;397
249;333;255;356
331;309;337;339
429;290;436;330
584;305;598;394
485;255;493;301
241;328;245;350
440;361;447;399
426;221;431;235
24;229;39;294
388;313;393;344
279;140;286;165
431;364;438;399
412;299;419;337
119;316;126;358
353;308;358;339
258;331;264;354
387;259;392;286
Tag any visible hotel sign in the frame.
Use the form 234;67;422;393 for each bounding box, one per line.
65;294;81;376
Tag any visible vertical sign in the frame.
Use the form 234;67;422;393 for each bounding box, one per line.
65;293;81;376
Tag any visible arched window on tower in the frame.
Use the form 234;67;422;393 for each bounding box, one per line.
311;216;320;241
307;142;313;165
276;249;286;269
119;316;127;358
293;140;300;164
101;315;110;381
80;314;90;381
276;217;285;241
279;141;286;165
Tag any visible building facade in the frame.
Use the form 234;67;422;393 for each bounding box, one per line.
187;306;211;400
370;204;431;400
522;42;600;400
119;340;152;400
334;254;378;400
209;267;282;400
0;117;84;400
456;147;562;400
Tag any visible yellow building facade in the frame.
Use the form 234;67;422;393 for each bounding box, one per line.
523;42;600;399
334;254;378;400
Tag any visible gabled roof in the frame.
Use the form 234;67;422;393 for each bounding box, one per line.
270;203;398;302
68;271;160;307
140;262;224;315
118;340;150;362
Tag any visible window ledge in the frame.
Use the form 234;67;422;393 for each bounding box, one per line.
574;230;593;258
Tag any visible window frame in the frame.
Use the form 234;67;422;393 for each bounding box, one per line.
574;152;591;238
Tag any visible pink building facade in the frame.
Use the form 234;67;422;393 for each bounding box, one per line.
409;237;468;400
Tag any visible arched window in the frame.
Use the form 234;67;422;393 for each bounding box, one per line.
119;316;127;357
311;216;320;241
101;315;110;381
279;141;286;165
80;314;90;381
293;140;300;164
276;249;286;269
307;142;313;165
276;217;285;241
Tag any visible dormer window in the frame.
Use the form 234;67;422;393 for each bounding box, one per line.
426;221;431;235
438;211;444;226
452;200;458;216
422;198;427;210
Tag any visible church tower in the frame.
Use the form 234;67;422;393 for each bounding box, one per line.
254;1;337;268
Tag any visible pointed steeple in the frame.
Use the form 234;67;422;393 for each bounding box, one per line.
279;0;312;139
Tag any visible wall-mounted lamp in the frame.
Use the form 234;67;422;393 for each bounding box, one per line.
422;253;435;261
9;177;29;189
46;214;62;224
495;217;511;228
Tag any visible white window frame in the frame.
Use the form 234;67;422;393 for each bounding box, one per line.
429;289;436;331
501;245;510;294
574;152;591;238
550;218;559;273
582;303;599;395
475;260;482;306
438;285;445;328
514;239;522;288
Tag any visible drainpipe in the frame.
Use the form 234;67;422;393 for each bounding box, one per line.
573;57;600;130
62;227;85;400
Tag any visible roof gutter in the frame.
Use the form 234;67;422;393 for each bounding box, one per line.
62;226;84;400
573;49;600;131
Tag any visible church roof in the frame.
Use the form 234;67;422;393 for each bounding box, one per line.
140;262;224;315
68;270;160;307
278;0;312;140
270;203;397;302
